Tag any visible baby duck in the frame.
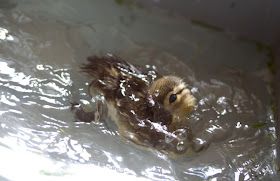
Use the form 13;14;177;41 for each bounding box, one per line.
78;54;197;158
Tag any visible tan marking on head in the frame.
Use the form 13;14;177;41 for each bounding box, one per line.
163;83;187;106
178;93;196;116
149;76;182;104
163;83;196;117
150;75;196;117
173;83;186;94
110;67;119;77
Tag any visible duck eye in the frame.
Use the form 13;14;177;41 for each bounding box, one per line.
169;94;177;104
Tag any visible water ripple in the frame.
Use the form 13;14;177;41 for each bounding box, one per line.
0;3;278;180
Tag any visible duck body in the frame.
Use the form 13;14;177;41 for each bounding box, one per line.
79;54;197;158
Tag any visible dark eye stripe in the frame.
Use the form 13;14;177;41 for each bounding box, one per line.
175;88;185;95
169;88;186;104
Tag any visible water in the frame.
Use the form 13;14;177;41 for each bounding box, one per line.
0;0;278;180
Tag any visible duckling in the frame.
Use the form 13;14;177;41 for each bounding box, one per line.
76;54;198;158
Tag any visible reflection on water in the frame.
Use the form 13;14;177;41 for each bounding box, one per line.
0;0;279;180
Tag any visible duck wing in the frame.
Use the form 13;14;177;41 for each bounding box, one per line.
81;54;153;123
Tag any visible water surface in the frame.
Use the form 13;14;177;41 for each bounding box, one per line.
0;0;278;180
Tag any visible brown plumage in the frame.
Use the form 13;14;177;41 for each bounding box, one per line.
77;54;198;158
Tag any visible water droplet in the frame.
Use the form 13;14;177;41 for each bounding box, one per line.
36;64;45;70
165;133;175;143
0;27;8;40
154;90;159;97
174;129;188;141
177;142;185;151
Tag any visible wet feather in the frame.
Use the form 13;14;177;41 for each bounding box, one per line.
78;54;198;158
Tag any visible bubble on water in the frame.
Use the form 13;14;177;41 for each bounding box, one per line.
165;132;175;144
0;27;8;40
36;64;45;70
0;27;14;41
176;141;185;151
